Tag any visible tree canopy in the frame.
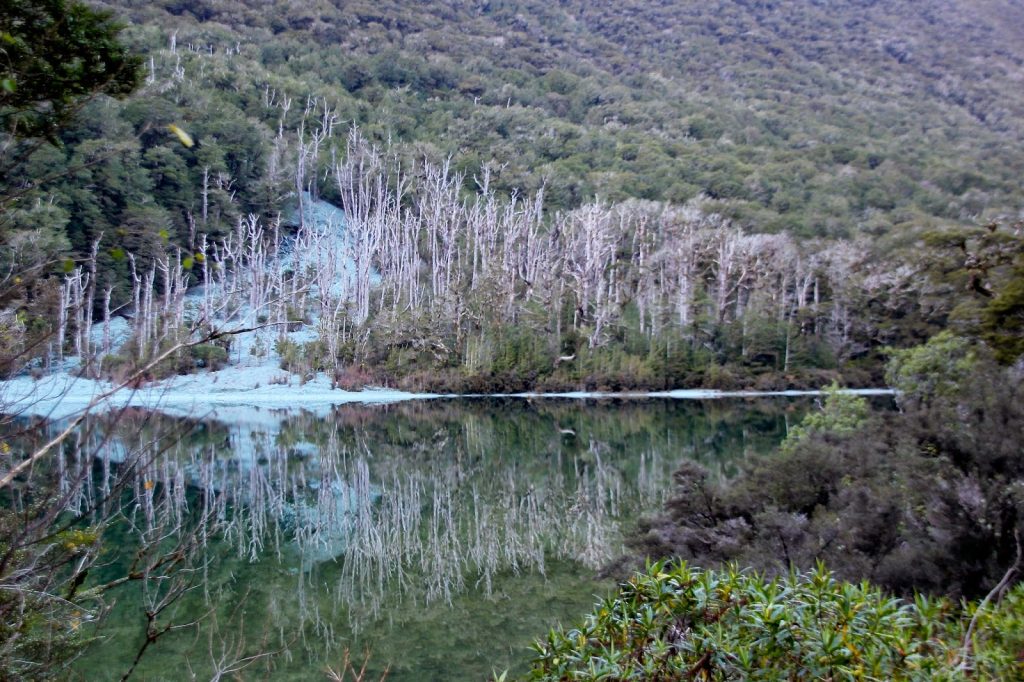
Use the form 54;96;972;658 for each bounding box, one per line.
0;0;141;141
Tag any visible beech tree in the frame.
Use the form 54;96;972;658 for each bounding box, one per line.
0;0;141;142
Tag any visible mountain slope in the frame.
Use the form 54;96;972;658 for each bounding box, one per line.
86;0;1023;236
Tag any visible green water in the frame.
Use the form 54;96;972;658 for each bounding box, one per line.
68;397;805;680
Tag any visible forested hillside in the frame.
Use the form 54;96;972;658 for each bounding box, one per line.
92;0;1024;230
3;0;1024;389
4;3;1024;679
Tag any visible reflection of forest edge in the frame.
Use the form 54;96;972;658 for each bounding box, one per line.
6;398;808;679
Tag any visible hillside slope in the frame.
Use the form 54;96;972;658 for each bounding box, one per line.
87;0;1024;235
3;0;1023;391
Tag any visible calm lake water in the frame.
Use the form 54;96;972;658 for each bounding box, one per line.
60;397;809;680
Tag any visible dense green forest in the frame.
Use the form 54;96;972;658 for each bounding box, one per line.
41;0;1024;228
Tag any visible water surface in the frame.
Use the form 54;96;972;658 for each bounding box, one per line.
61;397;807;680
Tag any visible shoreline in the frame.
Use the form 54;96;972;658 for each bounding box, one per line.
0;369;894;421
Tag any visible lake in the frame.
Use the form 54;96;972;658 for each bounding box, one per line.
53;397;808;680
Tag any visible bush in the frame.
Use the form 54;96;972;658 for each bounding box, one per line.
780;381;868;454
275;337;330;378
274;337;300;369
885;331;977;408
490;326;552;379
630;355;1023;600
189;343;228;370
525;561;1024;681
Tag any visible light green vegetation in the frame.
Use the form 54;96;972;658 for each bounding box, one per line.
779;381;868;454
885;331;978;408
526;561;1024;681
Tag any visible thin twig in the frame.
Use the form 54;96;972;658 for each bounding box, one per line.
959;529;1022;669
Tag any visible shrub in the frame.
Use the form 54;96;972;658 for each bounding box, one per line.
885;331;977;408
189;343;228;370
490;326;552;379
525;561;1024;681
332;365;376;391
780;381;868;454
275;337;330;378
631;354;1023;600
249;334;268;358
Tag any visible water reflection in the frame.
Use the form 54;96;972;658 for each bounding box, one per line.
17;398;804;679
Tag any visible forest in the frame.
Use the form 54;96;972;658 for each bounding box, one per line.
1;0;1023;679
1;0;1023;391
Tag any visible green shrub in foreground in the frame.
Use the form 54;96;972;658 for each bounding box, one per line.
525;562;1024;681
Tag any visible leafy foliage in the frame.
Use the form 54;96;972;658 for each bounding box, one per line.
780;381;868;454
525;561;1024;681
982;261;1024;364
885;332;978;408
0;0;142;140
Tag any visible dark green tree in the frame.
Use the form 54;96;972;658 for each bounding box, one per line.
982;261;1024;364
0;0;141;142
